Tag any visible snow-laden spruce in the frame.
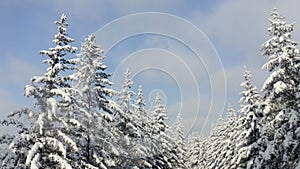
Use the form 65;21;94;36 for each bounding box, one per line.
148;93;183;169
112;69;153;168
231;69;263;169
70;33;119;168
1;13;79;168
171;112;187;168
186;132;206;169
259;8;300;168
115;69;139;137
209;105;238;169
134;85;151;137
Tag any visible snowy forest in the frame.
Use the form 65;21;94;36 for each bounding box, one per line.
0;8;299;169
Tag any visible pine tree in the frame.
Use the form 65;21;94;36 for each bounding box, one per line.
203;112;227;168
260;8;300;168
113;69;149;168
172;112;187;168
214;105;238;169
2;13;79;168
231;69;263;169
131;85;153;168
135;85;150;136
0;108;34;168
151;93;168;135
115;68;138;137
149;93;180;169
186;132;205;169
200;105;238;169
71;33;118;168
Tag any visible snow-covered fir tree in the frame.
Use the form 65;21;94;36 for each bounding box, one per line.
113;69;152;168
0;108;35;168
171;112;187;168
199;105;238;169
202;112;225;168
214;105;238;168
134;85;151;137
151;93;168;135
71;33;118;168
115;68;139;137
186;132;206;169
231;69;263;169
148;93;182;169
131;85;154;168
2;13;79;168
260;8;300;168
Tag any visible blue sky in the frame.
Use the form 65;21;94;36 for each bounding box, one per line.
1;0;299;136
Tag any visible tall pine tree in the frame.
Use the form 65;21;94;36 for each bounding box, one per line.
260;8;300;168
1;13;79;168
71;33;118;168
232;69;263;169
172;112;187;168
185;132;204;169
149;93;181;169
24;13;79;169
113;69;149;168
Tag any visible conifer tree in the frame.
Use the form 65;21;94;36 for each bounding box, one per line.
71;33;118;168
113;69;149;168
134;85;150;136
2;13;79;168
260;8;300;168
203;112;226;168
131;85;153;168
172;112;187;168
149;93;181;169
201;106;238;169
115;68;138;137
151;93;168;135
231;69;262;169
0;108;35;168
186;132;205;169
214;105;238;168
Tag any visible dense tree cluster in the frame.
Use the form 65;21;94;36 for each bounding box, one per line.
0;14;184;169
186;9;300;169
0;9;299;168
